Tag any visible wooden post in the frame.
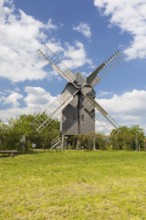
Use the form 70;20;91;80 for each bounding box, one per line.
93;134;96;150
76;139;80;150
135;133;138;151
61;134;65;150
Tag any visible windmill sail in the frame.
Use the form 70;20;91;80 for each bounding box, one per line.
32;89;78;133
87;51;120;87
82;92;119;129
37;45;76;84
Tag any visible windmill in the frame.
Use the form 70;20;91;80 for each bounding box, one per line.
32;45;120;149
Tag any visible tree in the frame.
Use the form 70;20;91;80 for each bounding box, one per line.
70;132;109;150
0;113;60;153
95;133;109;150
0;121;10;150
130;125;145;151
110;125;145;151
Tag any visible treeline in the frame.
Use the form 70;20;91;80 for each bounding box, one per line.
67;125;146;151
0;113;60;153
74;125;145;151
0;113;145;152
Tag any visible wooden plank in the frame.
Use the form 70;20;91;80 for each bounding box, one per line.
0;150;18;157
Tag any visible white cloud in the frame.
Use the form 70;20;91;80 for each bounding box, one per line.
95;119;113;134
0;86;57;121
4;91;23;107
46;40;64;54
93;0;146;60
97;89;146;132
24;86;56;112
63;41;93;69
124;35;146;59
97;90;114;97
73;22;92;39
45;19;58;31
40;40;93;73
0;86;70;123
99;89;146;114
0;0;58;82
0;1;93;83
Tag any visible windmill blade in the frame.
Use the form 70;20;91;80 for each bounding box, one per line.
87;51;120;87
81;97;117;133
37;45;76;84
32;89;78;133
86;63;104;85
81;92;119;129
95;112;117;134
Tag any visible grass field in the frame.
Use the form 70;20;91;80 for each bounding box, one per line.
1;150;146;220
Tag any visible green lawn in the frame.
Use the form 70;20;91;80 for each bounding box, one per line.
1;151;146;220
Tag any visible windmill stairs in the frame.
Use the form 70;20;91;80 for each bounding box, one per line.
50;135;62;150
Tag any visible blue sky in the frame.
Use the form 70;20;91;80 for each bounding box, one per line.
0;0;146;133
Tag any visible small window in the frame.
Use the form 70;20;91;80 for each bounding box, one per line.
91;109;95;118
81;115;84;120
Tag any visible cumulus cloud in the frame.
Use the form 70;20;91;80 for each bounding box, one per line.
93;0;146;60
63;41;93;69
97;90;114;97
99;89;146;114
4;92;23;107
0;86;71;122
95;119;114;134
0;1;92;83
40;40;93;73
24;86;55;111
0;86;57;121
0;0;58;82
97;89;146;132
73;22;92;39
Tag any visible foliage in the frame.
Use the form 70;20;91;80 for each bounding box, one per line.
67;125;145;151
95;132;109;150
0;113;60;152
1;151;146;219
0;121;9;150
66;132;108;150
0;114;145;152
77;133;95;150
110;125;145;151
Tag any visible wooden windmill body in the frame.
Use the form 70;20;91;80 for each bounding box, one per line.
32;45;120;148
61;76;96;135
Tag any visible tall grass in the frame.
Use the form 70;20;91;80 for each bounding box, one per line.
0;151;146;219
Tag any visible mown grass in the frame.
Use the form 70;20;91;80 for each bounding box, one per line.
1;150;146;220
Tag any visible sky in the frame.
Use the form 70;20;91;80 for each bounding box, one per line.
0;0;146;133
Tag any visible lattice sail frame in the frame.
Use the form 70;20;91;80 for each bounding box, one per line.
32;89;78;133
37;45;76;84
87;51;120;87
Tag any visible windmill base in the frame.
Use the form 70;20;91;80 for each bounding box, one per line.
60;134;96;150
